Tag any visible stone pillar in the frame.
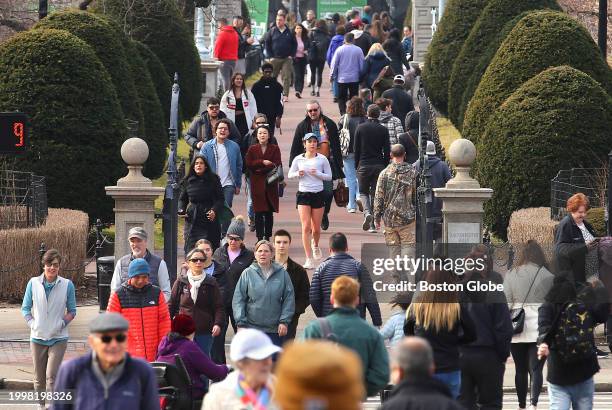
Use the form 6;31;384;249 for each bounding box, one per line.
412;0;438;63
434;139;493;251
105;138;164;259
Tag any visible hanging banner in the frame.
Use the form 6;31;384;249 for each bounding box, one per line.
316;0;366;19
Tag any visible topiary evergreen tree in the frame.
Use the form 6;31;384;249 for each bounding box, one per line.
463;11;612;146
447;0;560;130
134;41;173;129
35;10;144;134
422;0;487;116
0;29;126;220
477;66;612;238
92;0;202;119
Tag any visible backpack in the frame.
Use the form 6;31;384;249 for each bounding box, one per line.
553;301;595;363
339;114;350;157
308;39;320;62
317;317;338;342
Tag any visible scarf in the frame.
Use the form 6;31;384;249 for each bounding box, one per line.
187;271;205;304
236;374;271;410
311;118;328;143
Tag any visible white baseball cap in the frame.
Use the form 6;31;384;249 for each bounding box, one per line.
230;328;282;362
426;141;436;155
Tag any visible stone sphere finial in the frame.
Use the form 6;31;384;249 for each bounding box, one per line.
448;138;476;167
121;137;149;166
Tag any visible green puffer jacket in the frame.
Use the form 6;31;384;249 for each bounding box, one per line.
232;262;295;333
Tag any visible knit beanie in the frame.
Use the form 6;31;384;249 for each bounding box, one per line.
275;341;365;410
171;314;196;337
128;258;150;279
226;215;246;239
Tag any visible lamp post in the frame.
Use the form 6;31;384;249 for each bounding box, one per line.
599;0;608;58
39;0;48;19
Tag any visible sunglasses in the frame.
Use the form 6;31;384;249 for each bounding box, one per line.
190;258;206;263
255;122;269;126
99;333;127;344
208;106;220;110
45;263;60;268
227;236;242;242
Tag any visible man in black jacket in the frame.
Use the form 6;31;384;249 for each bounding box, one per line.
354;104;390;232
263;13;297;99
233;16;253;75
382;75;414;129
251;63;284;137
382;337;465;410
290;101;345;231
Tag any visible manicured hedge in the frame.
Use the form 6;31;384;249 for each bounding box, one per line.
477;66;612;238
0;29;126;220
447;0;560;130
422;0;487;116
35;10;144;133
463;11;612;145
92;0;202;119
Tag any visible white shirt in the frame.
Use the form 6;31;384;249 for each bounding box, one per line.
216;142;233;187
288;153;332;192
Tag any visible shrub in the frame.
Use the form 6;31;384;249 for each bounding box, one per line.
447;0;560;129
422;0;487;116
124;38;167;179
92;0;202;119
0;29;126;220
478;66;612;239
587;207;606;237
463;11;612;145
35;10;144;132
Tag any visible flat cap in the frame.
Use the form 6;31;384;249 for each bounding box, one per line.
89;312;129;333
128;227;147;240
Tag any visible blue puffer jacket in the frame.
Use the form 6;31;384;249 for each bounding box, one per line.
51;353;158;410
326;34;344;66
200;138;243;189
361;52;391;88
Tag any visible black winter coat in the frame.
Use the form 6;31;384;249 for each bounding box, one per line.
555;214;597;285
382;85;414;129
354;119;390;169
338;114;367;155
251;78;284;121
212;244;255;308
383;38;410;76
290;115;345;179
264;26;297;58
381;377;466;410
286;257;310;316
307;29;331;63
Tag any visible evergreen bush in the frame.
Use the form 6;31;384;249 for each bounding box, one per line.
134;41;173;128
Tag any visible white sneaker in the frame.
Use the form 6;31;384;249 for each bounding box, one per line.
347;208;356;213
313;246;322;260
362;213;373;231
303;258;315;269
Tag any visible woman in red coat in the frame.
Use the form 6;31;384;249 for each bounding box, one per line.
246;125;282;241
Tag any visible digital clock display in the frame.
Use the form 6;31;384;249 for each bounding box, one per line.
0;112;29;155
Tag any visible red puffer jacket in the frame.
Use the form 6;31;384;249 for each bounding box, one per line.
107;282;171;362
214;26;239;61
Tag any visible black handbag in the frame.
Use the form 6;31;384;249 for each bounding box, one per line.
266;164;283;185
510;266;542;335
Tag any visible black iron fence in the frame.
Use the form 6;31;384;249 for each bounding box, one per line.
550;167;606;221
0;170;48;229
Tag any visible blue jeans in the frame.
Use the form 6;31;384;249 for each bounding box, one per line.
434;370;461;399
194;333;213;356
343;154;360;210
265;333;284;362
221;185;236;235
548;377;594;410
245;176;254;220
333;79;339;97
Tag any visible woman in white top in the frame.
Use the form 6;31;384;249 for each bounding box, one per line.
288;133;332;269
220;73;258;137
504;240;554;410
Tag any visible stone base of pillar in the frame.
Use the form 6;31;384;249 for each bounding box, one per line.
200;59;221;109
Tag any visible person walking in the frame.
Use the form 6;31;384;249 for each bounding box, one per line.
110;226;171;300
382;74;414;129
246;125;282;241
504;240;555;410
232;240;295;347
349;19;373;58
107;258;171;362
326;25;346;103
309;233;382;326
292;24;310;99
214;18;239;92
383;28;410;77
52;313;159;410
330;33;365;115
220;73;258;138
251;63;284;138
338;96;367;213
169;248;225;358
354;104;390;233
21;249;76;408
178;154;224;252
156;314;229;400
289;101;345;233
361;43;391;90
404;268;477;398
200;119;243;223
264;13;297;101
380;294;411;348
373;144;417;282
402;26;413;58
273;229;310;339
382;337;466;410
203;328;280;410
372;65;395;100
377;97;404;145
304;275;389;397
307;20;331;97
233;16;254;75
288;132;333;269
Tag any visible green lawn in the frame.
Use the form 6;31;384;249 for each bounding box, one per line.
436;116;461;151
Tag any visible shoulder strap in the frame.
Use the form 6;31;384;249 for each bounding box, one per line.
520;266;542;308
342;114;349;129
317;317;333;339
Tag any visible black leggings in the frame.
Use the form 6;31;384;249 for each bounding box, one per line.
309;60;325;88
511;343;544;408
255;211;274;240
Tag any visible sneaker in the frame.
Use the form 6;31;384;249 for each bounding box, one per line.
368;220;377;233
311;90;316;96
248;218;256;232
347;208;356;213
356;198;364;212
321;214;329;231
296;92;302;99
316;91;320;97
596;347;609;358
362;213;373;231
313;246;322;260
333;97;338;103
303;257;315;269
